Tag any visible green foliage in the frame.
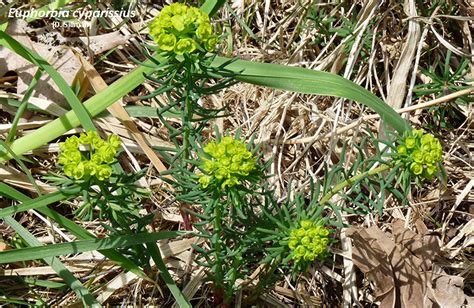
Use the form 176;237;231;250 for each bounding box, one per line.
413;50;471;129
199;136;258;189
148;3;218;54
395;129;443;181
58;131;120;181
0;1;449;305
304;3;377;60
304;5;336;47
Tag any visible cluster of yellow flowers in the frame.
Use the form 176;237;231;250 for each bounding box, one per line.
397;129;443;179
288;220;330;263
199;137;256;189
58;131;121;181
148;3;218;54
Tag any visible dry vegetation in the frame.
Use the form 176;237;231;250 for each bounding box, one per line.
0;0;473;307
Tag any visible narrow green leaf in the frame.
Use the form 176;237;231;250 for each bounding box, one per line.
6;68;43;144
0;189;76;218
200;0;227;16
0;30;96;131
0;62;155;163
147;243;191;307
0;139;42;194
0;231;184;264
0;183;152;282
211;57;411;133
3;216;100;307
18;277;66;289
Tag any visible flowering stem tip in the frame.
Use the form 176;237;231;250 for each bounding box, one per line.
58;131;121;181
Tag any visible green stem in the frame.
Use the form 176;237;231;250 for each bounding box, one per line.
6;68;43;144
213;196;225;295
183;90;192;160
319;163;393;205
182;58;195;160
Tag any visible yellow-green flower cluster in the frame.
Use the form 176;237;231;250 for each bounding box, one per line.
199;137;256;189
148;3;218;54
288;220;329;263
396;129;443;180
58;131;121;181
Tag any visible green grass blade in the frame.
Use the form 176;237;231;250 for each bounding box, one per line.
147;243;191;307
37;206;154;282
0;189;76;218
0;62;155;163
6;68;43;144
0;139;42;194
0;297;37;306
0;182;153;282
2;216;100;307
16;277;66;289
0;97;46;114
211;57;411;133
0;231;184;264
200;0;227;16
0;30;96;131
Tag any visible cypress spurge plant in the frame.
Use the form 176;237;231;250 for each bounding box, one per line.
143;3;250;304
140;3;448;306
0;1;449;305
51;131;149;238
189;135;270;304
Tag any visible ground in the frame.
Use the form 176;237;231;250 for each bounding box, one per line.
0;0;472;307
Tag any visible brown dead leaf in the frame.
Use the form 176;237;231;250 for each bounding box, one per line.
430;274;466;307
0;240;10;251
392;219;440;271
349;220;473;307
347;219;441;308
0;20;81;107
346;227;397;307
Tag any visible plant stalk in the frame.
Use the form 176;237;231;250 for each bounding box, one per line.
212;196;225;304
319;163;393;205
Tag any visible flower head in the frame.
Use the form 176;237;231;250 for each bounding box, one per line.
58;131;121;181
288;220;330;263
199;137;256;189
148;3;218;54
396;129;443;180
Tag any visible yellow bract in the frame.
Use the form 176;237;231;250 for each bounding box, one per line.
199;137;256;189
58;131;120;181
288;220;329;263
397;129;443;180
148;3;218;54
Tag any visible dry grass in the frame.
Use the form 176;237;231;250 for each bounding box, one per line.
0;0;473;306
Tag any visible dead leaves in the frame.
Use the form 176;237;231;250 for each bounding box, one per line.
347;219;472;308
0;20;81;107
0;19;129;106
